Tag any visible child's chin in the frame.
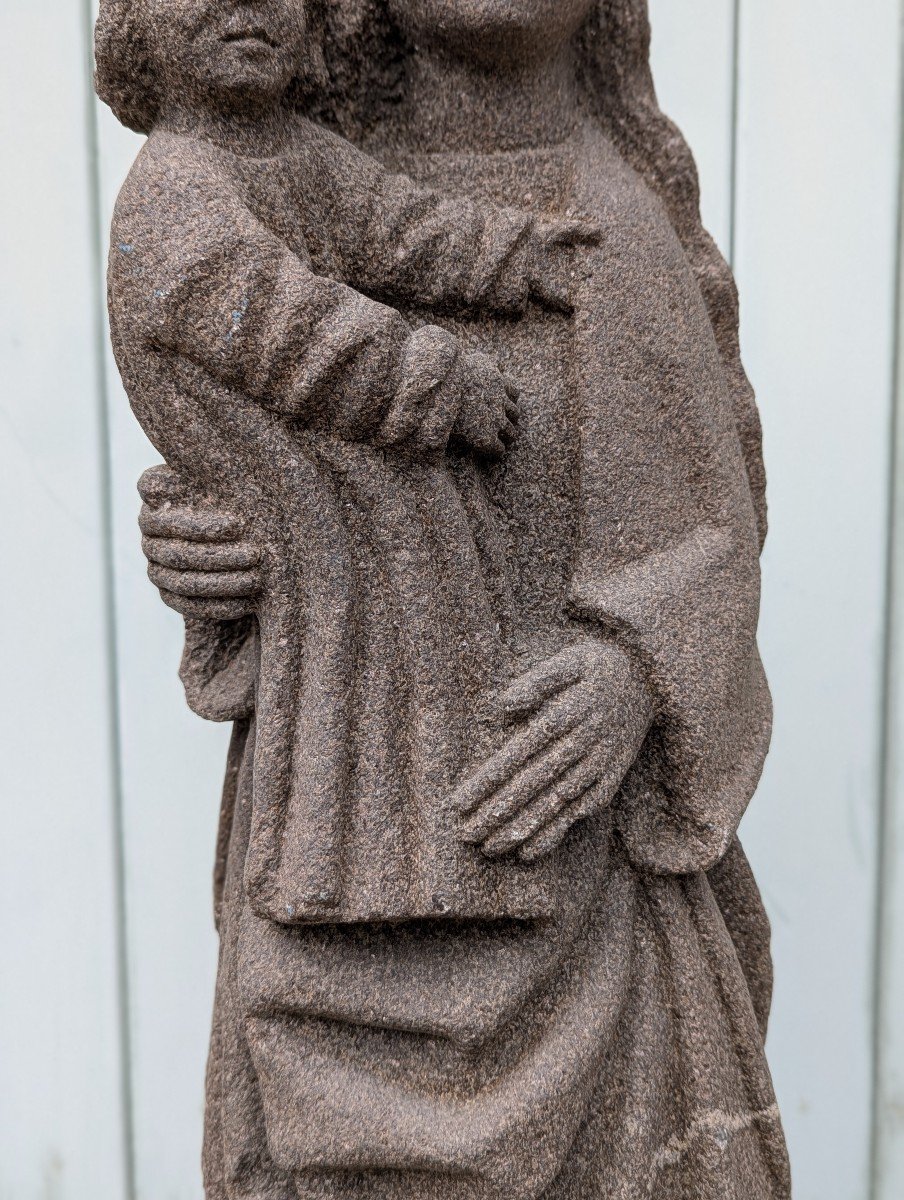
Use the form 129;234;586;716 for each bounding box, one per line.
209;62;290;104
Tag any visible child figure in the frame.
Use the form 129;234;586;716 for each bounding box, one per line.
100;0;595;926
103;0;593;461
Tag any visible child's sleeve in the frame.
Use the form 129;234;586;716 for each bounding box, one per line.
111;140;468;447
302;123;536;316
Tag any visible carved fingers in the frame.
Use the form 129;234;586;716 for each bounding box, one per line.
141;534;260;572
452;688;587;821
450;351;521;459
139;465;263;620
156;592;257;623
516;782;608;864
139;505;246;542
453;637;652;862
457;683;611;850
496;642;587;716
146;562;262;599
539;217;602;248
482;758;603;859
137;463;186;507
462;733;598;848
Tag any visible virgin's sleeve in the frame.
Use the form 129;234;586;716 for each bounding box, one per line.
569;516;771;874
708;837;774;1038
567;264;771;875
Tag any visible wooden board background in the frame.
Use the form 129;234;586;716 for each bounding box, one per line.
1;1;902;1196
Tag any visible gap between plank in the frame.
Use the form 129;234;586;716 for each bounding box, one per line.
80;1;137;1196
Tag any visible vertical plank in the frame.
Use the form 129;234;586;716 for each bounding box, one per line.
0;2;129;1197
648;0;737;258
876;89;904;1197
733;2;903;1197
91;52;232;1200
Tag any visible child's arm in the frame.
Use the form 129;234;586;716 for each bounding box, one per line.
298;120;596;317
111;137;517;455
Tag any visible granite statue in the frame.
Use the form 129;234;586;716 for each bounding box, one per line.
96;0;791;1196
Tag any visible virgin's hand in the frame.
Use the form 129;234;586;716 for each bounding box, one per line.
138;466;263;621
528;217;600;314
451;638;652;863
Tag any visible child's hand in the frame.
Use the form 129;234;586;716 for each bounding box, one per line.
450;351;521;459
528;218;601;314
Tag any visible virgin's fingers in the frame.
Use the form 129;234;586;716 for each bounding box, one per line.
499;419;519;446
148;563;261;599
459;722;595;843
139;506;245;542
479;756;601;858
137;465;185;506
451;694;589;817
158;589;253;622
535;285;573;316
480;435;507;460
517;783;605;864
517;747;631;862
545;218;601;247
497;643;584;718
142;535;261;572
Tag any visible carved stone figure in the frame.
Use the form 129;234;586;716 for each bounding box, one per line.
96;1;791;1197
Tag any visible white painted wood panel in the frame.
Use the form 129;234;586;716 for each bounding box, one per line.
649;0;737;257
2;0;901;1194
0;4;129;1198
733;2;903;1198
876;146;904;1200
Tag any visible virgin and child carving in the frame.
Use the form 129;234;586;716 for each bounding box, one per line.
96;0;791;1196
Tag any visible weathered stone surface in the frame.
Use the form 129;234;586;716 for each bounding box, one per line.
96;1;791;1196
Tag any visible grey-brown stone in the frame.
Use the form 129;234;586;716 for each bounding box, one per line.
96;0;791;1196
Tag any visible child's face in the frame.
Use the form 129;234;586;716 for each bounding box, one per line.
147;0;310;110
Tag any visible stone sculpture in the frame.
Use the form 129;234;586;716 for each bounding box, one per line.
96;0;792;1196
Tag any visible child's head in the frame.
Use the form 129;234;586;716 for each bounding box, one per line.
96;0;326;134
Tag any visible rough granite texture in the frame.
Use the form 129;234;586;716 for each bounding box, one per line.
96;0;791;1196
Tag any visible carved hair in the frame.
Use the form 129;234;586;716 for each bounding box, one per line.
309;0;767;542
94;0;329;136
94;0;158;132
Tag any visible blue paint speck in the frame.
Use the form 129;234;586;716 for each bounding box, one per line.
224;295;250;342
